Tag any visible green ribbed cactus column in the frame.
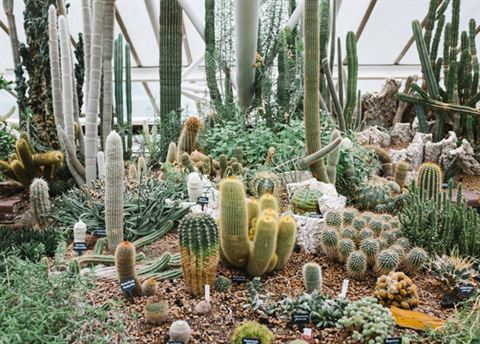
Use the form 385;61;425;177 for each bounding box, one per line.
246;216;278;277
30;178;51;227
114;34;125;147
219;177;251;268
179;213;219;296
304;0;328;182
105;131;124;252
417;162;442;202
159;0;183;159
326;130;342;184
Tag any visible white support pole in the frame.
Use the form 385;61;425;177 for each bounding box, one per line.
181;89;208;103
285;0;304;30
176;0;205;41
143;0;159;46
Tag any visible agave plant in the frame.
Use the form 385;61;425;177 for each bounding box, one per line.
429;253;479;292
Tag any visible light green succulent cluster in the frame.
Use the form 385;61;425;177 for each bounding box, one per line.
338;297;395;343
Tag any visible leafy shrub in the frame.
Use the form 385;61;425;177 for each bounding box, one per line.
0;122;16;162
0;256;129;343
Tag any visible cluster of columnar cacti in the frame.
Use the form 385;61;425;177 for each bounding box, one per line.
177;117;202;161
322;209;427;279
249;170;280;197
291;188;322;214
219;177;297;277
29;178;51;227
355;176;408;213
145;301;169;324
302;262;322;293
0;137;64;187
417;162;442;201
113;34;133;158
373;272;419;310
178;213;219;296
114;241;142;296
105;131;124;252
396;0;480;142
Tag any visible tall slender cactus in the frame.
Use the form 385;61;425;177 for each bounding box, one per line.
304;0;328;182
125;43;132;157
48;5;64;132
84;0;104;183
81;0;91;105
102;0;115;150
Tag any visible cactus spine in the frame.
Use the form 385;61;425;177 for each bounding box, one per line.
30;178;51;227
115;241;142;296
303;262;322;293
105;131;124;252
303;0;328;182
417;162;442;202
177;117;202;160
179;213;219;296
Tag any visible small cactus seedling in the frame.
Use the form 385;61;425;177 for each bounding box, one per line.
303;262;322;293
215;275;231;292
141;278;159;296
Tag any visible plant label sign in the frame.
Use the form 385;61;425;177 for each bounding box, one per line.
73;242;87;255
308;213;323;219
458;284;475;298
242;339;261;344
339;279;349;298
384;338;402;344
232;275;247;284
93;227;107;237
166;341;184;344
120;278;136;297
292;313;310;325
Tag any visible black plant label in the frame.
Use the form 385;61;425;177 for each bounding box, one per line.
232;275;247;283
73;242;87;254
242;339;261;344
292;313;310;325
458;284;475;297
308;213;323;219
197;196;209;205
93;227;107;237
384;338;402;344
120;278;136;297
166;342;184;344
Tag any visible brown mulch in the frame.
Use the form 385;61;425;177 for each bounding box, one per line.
82;232;453;344
456;175;480;192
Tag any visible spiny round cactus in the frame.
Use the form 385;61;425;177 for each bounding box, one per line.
141;278;159;296
115;241;142;296
169;320;192;343
395;237;411;252
382;222;391;232
346;251;367;279
291;188;322;214
321;228;339;260
394;161;409;189
259;193;279;212
359;228;374;241
352;218;367;231
180;152;194;173
382;231;398;246
179;213;219;296
234;146;244;164
378;238;389;250
390;218;401;229
274;215;297;270
303;262;322;293
342;207;358;226
361;212;376;225
341;226;357;241
369;218;384;236
374;271;419;309
231;321;275;344
145;302;169;324
360;238;380;266
355;177;403;213
231;161;243;175
215;275;231;292
390;244;406;260
417;162;442;201
404;247;428;273
30;178;51;227
338;238;356;263
250;170;280;197
325;210;343;229
376;249;400;275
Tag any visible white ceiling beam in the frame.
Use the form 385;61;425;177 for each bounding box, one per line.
182;20;193;64
143;0;160;47
176;0;205;41
285;0;304;30
182;54;205;79
181;89;208;103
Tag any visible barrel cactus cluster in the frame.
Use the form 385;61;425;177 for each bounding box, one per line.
355;176;408;213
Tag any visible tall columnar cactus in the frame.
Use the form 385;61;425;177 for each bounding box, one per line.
326;130;342;184
274;215;297;270
97;151;105;178
114;241;142;296
30;178;51;227
417;162;442;202
219;178;251;268
246;215;278;277
394;161;409;189
304;0;328;182
105;131;124;252
159;0;183;159
101;0;115;150
179;213;219;296
343;31;358;126
166;142;177;163
177;117;202;160
302;262;322;293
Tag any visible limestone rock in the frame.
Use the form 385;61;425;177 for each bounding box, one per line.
318;193;347;215
293;215;324;254
356;126;391;148
446;139;480;175
391;123;412;145
362;78;401;127
286;178;337;200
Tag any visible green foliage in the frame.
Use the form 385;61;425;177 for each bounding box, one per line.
400;182;480;257
231;321;274;344
0;256;129;343
338;297;395;343
0;124;15;162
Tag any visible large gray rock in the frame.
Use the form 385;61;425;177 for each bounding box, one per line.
356;126;391;148
362;78;401;127
391;123;412;145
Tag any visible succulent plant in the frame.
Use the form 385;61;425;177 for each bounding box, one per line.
342;207;359;226
429;254;479;292
417;162;442;202
376;249;400;275
373;271;419;309
178;213;219;296
177;116;202;160
247;215;278;277
166;142;177;163
325;210;343;229
145;301;168;324
403;247;428;273
395;237;412;252
169;320;191;343
259;193;279;212
275;216;297;270
115;241;142;296
338;297;395;343
234;146;244;164
141;278;159;296
346;251;367;279
215;275;231;292
382;231;398;246
68;259;80;275
231;321;275;344
137;156;146;180
250;170;280;197
303;262;322;293
338;238;356;263
247;197;261;229
341;226;357;241
291;188;322;214
30;178;51;227
355;177;405;213
321;228;339;260
394;161;409;189
360;238;380;267
179;152;194;173
359;228;374;241
361;212;376;225
369;218;384;237
352;218;367;231
390;244;407;260
128;163;137;180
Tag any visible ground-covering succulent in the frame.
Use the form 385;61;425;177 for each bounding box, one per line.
337;297;395;343
373;271;419;309
231;321;274;344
